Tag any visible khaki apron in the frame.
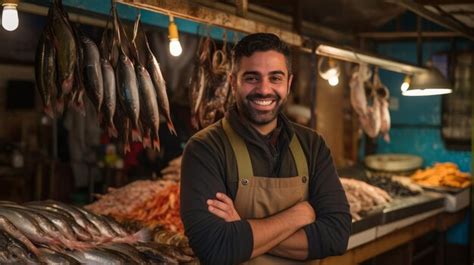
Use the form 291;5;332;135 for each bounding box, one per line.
222;118;309;265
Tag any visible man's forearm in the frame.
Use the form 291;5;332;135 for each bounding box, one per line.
248;202;314;258
268;228;308;260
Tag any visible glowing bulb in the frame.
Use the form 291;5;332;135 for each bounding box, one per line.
168;16;182;57
401;82;409;92
328;76;339;86
400;75;411;92
2;4;19;31
169;39;182;56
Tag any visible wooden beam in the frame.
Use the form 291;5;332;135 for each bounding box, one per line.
358;31;464;39
386;0;474;42
293;0;302;34
235;0;248;18
118;0;303;46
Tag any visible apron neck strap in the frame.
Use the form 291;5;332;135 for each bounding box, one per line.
222;118;254;179
222;117;309;180
289;134;308;177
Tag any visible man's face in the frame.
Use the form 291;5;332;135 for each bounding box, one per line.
231;50;293;126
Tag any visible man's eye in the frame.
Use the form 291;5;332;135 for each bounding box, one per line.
270;76;283;83
244;76;258;82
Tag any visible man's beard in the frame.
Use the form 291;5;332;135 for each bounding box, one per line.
236;92;286;125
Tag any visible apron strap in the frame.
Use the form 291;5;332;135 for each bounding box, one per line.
223;117;309;180
289;135;309;177
222;118;254;180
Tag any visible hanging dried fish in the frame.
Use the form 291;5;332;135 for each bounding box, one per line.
35;25;57;119
112;4;141;142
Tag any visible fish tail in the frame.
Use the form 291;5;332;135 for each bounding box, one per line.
44;104;55;119
62;75;74;95
131;128;142;142
167;120;177;136
56;97;65;115
134;227;152;242
74;89;86;116
152;137;161;152
108;124;118;138
124;143;131;154
142;135;151;148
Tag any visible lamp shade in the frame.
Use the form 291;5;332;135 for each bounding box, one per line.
402;67;452;96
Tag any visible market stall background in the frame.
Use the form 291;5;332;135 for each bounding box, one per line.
0;0;471;264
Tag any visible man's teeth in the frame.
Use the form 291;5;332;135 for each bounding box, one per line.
253;99;273;106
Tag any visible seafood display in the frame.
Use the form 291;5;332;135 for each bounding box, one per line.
86;179;183;233
189;33;233;129
340;177;393;220
0;200;196;264
410;162;472;189
35;1;175;153
359;174;422;197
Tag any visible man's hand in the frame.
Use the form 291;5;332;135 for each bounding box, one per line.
207;193;241;222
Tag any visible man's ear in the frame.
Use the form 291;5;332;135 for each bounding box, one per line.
287;74;294;95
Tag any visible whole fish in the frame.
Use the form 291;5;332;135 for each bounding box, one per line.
136;65;161;151
4;206;89;250
25;206;93;242
0;230;39;264
39;248;80;265
25;201;102;239
102;243;149;264
35;28;56;119
97;247;138;263
50;2;77;114
25;204;95;242
68;248;130;264
74;207;118;239
0;207;58;247
101;58;117;138
116;51;141;141
135;242;179;264
0;215;39;256
81;35;104;114
141;29;176;135
70;22;86;116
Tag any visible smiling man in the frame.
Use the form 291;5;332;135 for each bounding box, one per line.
180;33;351;264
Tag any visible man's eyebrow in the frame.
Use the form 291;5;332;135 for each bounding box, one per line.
242;70;286;76
242;71;260;76
269;70;286;76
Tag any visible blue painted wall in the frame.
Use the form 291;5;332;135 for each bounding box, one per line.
375;40;472;173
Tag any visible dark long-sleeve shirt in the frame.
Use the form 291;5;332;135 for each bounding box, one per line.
180;106;351;265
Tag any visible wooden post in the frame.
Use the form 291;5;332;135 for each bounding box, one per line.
235;0;247;17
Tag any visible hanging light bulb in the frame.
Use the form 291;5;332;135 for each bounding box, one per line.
328;76;339;86
2;0;19;32
168;15;182;57
400;75;411;92
318;57;340;86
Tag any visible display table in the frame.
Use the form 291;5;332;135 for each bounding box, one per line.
315;209;467;265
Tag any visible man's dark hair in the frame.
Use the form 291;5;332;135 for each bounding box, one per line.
232;33;292;74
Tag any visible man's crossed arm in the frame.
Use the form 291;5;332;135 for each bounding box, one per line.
207;192;315;260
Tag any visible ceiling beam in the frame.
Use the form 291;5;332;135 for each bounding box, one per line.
189;0;353;43
118;0;303;47
359;31;463;39
386;0;474;41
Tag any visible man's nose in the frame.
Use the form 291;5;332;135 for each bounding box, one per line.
256;78;273;93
